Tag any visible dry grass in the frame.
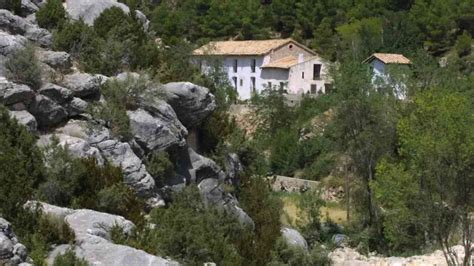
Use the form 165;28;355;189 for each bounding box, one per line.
278;193;347;227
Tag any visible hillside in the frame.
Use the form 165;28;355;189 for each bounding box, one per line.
0;0;473;266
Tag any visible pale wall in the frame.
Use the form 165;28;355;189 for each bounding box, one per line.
288;57;331;94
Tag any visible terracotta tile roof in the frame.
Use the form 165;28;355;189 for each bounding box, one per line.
262;55;320;69
193;39;313;56
363;53;411;64
262;56;298;69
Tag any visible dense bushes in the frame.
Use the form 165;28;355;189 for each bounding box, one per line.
53;249;88;266
145;151;175;186
36;0;67;30
5;45;43;90
38;140;144;225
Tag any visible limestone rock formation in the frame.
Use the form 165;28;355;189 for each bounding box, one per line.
37;50;72;71
0;218;31;265
26;201;179;266
162;82;217;128
0;9;52;47
38;83;73;104
28;94;68;127
9;110;37;132
0;82;35;106
60;73;103;99
0;30;27;56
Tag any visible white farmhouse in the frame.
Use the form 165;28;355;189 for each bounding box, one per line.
193;39;332;100
363;53;411;99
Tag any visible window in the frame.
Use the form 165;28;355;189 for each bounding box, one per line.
302;72;304;79
268;82;272;89
240;79;243;87
313;64;321;80
279;82;285;90
310;84;317;94
251;59;256;73
324;83;333;94
232;77;237;90
251;77;256;92
233;59;238;73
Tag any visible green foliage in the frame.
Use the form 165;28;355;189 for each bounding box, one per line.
269;128;300;176
53;249;89;266
239;177;283;265
145;151;175;186
36;0;67;30
455;31;472;57
0;0;21;14
112;186;248;265
0;105;45;221
91;75;157;140
38;140;144;224
269;238;330;266
5;44;43;90
296;189;326;246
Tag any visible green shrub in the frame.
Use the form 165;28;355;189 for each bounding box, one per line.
0;105;45;222
145;151;175;186
53;20;96;56
36;0;67;30
93;7;130;37
53;249;88;266
455;31;472;57
5;45;43;90
0;0;21;14
38;140;144;224
112;186;248;265
269;238;330;266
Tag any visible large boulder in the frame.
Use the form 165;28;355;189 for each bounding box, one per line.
127;105;187;152
161;82;216;128
65;0;150;30
0;30;27;56
28;94;68;127
20;0;40;17
38;134;104;164
281;227;308;250
38;83;73;104
37;50;72;71
0;218;30;265
65;97;88;116
26;202;179;266
0;9;52;47
0;82;35;106
60;73;102;99
9;110;37;132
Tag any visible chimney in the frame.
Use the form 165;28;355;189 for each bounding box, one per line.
298;53;304;63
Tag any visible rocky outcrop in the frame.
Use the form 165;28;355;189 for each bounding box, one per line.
20;0;39;17
0;9;52;47
0;218;31;265
0;82;35;106
38;83;73;104
9;110;37;132
28;94;68;127
127;105;187;152
37;50;72;72
50;120;160;201
281;227;308;250
60;73;103;99
26;201;179;266
329;245;470;266
0;30;27;56
161;82;216;128
65;0;150;30
38;133;104;164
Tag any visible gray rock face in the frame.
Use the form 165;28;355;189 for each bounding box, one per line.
127;106;187;152
61;73;103;99
20;0;40;16
38;134;104;165
28;95;68;127
27;202;179;266
9;110;37;132
0;30;27;56
198;178;254;227
0;9;52;47
0;82;35;106
281;227;308;250
0;218;30;265
65;0;130;25
38;83;73;104
65;0;150;31
65;97;88;116
226;153;243;186
53;120;160;199
37;50;72;71
162;82;216;128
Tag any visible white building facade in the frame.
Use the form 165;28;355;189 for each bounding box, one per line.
193;39;332;100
